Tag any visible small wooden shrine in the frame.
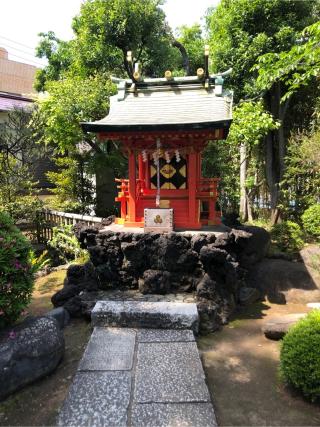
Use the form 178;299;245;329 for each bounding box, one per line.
82;51;233;230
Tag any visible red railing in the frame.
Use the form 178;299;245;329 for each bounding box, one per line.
196;178;220;198
115;178;144;200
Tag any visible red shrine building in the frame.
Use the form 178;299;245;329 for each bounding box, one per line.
82;64;233;230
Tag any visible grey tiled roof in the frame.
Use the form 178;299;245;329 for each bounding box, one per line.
81;83;233;132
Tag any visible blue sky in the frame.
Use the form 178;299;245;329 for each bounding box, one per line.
0;0;219;67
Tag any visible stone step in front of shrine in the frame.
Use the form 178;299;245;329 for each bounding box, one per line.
58;302;217;427
91;300;199;333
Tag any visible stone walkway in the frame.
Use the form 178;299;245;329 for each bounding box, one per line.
58;302;217;427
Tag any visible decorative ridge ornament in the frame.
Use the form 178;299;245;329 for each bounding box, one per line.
110;68;232;86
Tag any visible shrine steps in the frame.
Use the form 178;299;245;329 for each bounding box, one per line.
57;301;217;427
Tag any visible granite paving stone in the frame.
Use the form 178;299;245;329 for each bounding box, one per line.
58;371;131;427
91;301;199;332
134;341;210;403
131;403;217;427
78;327;135;371
137;329;195;343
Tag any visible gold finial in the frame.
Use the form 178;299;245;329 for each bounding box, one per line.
126;51;132;62
197;68;204;78
133;62;141;81
164;70;172;80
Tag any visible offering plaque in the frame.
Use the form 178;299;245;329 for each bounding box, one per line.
144;208;174;233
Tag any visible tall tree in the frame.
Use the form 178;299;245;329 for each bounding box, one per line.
34;0;194;215
36;75;124;215
207;0;320;222
227;101;279;221
35;0;184;91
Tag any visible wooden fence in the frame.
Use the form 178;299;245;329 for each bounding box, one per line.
36;209;104;243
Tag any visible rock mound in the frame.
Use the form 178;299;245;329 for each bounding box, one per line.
52;226;270;332
0;316;64;400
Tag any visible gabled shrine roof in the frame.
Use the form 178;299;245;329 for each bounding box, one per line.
81;73;233;134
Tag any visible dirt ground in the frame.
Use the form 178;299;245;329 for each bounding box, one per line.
199;301;320;426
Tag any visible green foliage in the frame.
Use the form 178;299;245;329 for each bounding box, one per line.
0;108;45;226
48;225;88;262
6;197;42;223
176;24;205;75
46;157;95;214
31;250;51;272
256;21;320;101
207;0;318;101
280;310;320;401
270;220;304;252
0;212;35;329
228;101;280;145
280;130;320;220
202;140;239;214
34;31;74;91
37;75;115;154
228;101;279;217
207;0;320;223
35;0;182;90
302;204;320;239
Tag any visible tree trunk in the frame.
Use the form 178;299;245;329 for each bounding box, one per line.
247;193;253;222
278;97;290;182
264;82;287;224
95;164;117;217
239;141;247;222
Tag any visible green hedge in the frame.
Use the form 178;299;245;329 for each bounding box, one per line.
270;220;304;252
302;204;320;239
280;310;320;401
0;212;35;328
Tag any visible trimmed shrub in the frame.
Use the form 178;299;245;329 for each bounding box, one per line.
0;212;35;328
270;220;304;252
280;310;320;402
302;204;320;239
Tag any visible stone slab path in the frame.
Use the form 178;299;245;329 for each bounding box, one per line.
58;302;217;427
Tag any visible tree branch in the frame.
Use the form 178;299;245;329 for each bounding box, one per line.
172;39;190;75
83;135;104;155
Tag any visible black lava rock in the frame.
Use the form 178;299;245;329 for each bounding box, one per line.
139;269;171;295
0;317;64;400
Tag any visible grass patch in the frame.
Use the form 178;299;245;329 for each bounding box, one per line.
25;270;66;317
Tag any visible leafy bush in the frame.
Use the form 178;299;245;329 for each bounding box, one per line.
48;224;88;263
280;310;320;402
2;196;44;224
302;204;320;239
270;221;304;252
0;212;35;328
44;196;86;215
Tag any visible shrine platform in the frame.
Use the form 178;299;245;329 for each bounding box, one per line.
99;222;231;236
57;302;217;427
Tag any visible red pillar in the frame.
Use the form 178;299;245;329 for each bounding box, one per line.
138;154;144;182
145;156;150;189
128;151;136;222
188;151;200;228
